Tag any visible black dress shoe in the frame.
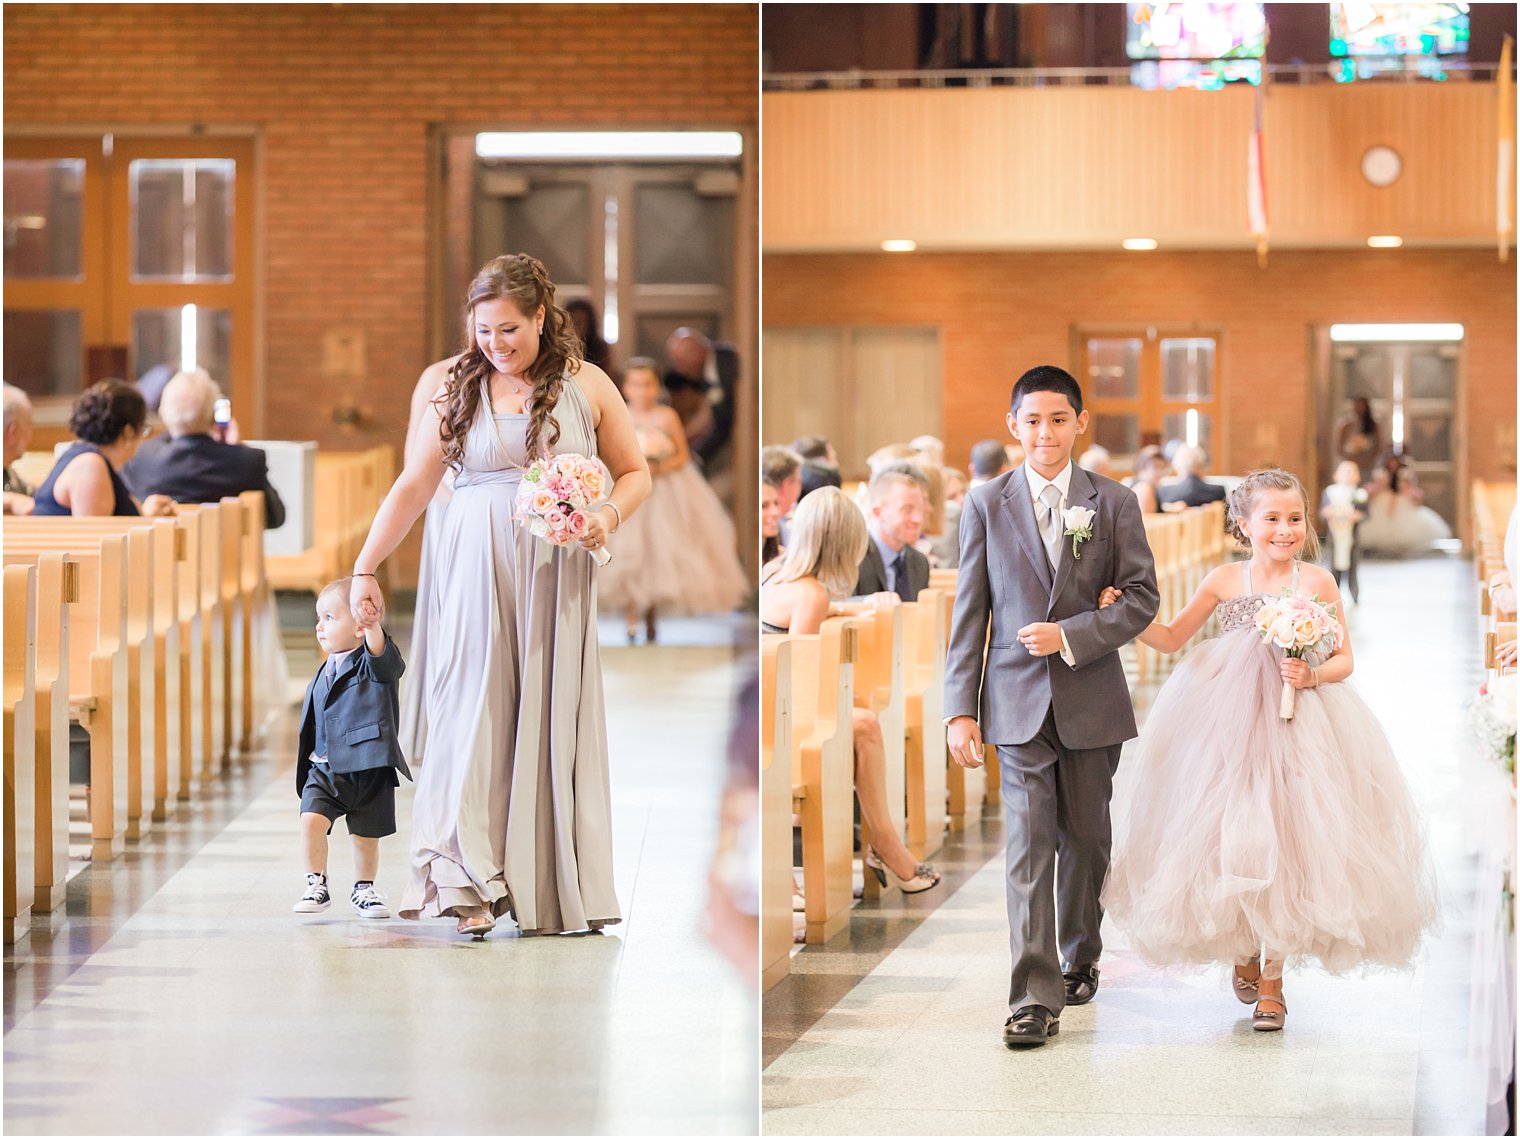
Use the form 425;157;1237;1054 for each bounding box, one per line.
1063;965;1100;1005
1002;1004;1059;1048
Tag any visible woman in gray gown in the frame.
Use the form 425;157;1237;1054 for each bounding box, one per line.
351;254;649;937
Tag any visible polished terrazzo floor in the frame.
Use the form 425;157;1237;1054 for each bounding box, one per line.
763;555;1494;1136
5;607;757;1135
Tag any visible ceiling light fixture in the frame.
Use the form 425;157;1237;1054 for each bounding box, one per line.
881;239;917;252
1366;235;1404;248
1122;238;1158;251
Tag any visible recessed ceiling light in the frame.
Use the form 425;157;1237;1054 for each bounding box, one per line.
1367;235;1403;248
474;131;743;158
881;239;917;252
1122;238;1158;251
1330;323;1464;342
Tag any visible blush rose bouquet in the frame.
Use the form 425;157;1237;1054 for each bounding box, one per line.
512;453;613;566
1254;591;1343;720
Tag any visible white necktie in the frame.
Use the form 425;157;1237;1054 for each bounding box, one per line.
1039;484;1063;570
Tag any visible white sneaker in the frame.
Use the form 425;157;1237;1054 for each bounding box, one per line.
293;874;331;913
350;883;391;919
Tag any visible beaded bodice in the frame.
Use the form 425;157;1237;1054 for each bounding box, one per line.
1215;560;1300;634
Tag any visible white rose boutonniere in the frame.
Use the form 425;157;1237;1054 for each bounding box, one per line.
1062;505;1096;560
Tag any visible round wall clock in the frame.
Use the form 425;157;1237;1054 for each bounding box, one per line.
1361;145;1402;188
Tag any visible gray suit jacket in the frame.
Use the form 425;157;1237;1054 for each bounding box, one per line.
943;464;1159;749
295;634;412;794
854;538;930;601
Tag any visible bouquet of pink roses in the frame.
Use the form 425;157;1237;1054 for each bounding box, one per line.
1254;591;1344;720
512;452;613;566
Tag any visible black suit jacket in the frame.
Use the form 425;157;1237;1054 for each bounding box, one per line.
854;538;930;601
1156;473;1226;509
295;635;412;794
121;433;286;529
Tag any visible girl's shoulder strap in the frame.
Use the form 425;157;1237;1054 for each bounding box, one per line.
1290;559;1300;592
1241;558;1252;595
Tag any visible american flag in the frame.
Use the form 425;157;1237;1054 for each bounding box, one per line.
1248;73;1268;268
1499;35;1514;263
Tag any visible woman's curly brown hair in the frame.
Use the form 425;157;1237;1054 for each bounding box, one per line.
70;380;147;446
436;254;583;469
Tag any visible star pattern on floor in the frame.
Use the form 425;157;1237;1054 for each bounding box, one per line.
245;1096;407;1134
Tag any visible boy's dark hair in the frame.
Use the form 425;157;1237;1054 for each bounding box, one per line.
1009;365;1084;416
792;434;832;461
798;459;842;499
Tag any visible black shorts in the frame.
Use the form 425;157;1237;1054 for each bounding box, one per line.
299;764;399;838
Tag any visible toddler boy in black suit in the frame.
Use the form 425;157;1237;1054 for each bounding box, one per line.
293;576;412;918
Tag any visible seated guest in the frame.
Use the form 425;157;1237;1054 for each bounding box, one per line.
759;486;938;893
791;433;838;466
31;380;176;518
799;458;841;501
122;368;286;529
1156;444;1226;509
4;383;36;515
761;480;784;565
763;444;804;549
853;467;930;601
968;438;1008;489
1077;444;1112;478
1129;446;1169;515
929;465;965;569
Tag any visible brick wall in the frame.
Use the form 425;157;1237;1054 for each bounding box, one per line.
764;248;1517;534
5;3;758;581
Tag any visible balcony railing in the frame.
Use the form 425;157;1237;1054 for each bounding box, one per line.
762;60;1509;91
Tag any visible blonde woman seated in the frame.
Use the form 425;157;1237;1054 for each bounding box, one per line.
760;486;939;894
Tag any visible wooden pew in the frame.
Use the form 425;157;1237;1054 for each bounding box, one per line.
902;590;947;861
175;503;232;773
788;617;857;945
25;555;72;910
7;519;183;833
852;602;906;900
5;564;37;944
266;446;394;595
760;636;794;990
5;532;135;859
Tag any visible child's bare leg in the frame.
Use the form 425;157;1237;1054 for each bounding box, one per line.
351;836;380;884
301;812;330;875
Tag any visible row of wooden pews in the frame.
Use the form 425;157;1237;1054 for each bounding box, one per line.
266;447;395;595
760;501;1228;990
2;493;271;945
1473;478;1517;669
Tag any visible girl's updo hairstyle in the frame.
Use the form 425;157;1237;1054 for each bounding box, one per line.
436;253;584;468
1225;467;1321;562
69;380;147;446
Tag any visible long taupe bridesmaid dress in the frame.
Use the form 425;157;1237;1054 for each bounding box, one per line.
398;371;620;935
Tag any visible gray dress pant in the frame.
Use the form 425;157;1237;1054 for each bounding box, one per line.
997;706;1122;1015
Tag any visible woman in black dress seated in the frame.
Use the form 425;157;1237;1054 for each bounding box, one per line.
31;380;176;518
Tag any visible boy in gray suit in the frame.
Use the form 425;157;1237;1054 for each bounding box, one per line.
293;577;411;918
944;365;1158;1047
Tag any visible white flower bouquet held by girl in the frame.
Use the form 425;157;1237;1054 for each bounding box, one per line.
1254;591;1344;719
512;453;613;566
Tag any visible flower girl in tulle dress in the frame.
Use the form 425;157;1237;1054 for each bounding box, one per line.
596;359;748;642
1099;468;1437;1031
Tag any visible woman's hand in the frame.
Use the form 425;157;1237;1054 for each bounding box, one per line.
578;507;612;556
1498;639;1517;671
868;592;900;608
350;574;384;629
1280;657;1317;689
1098;586;1123;609
141;494;178;517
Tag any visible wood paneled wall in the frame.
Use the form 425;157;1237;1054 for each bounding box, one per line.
763;84;1508;251
762;248;1516;542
